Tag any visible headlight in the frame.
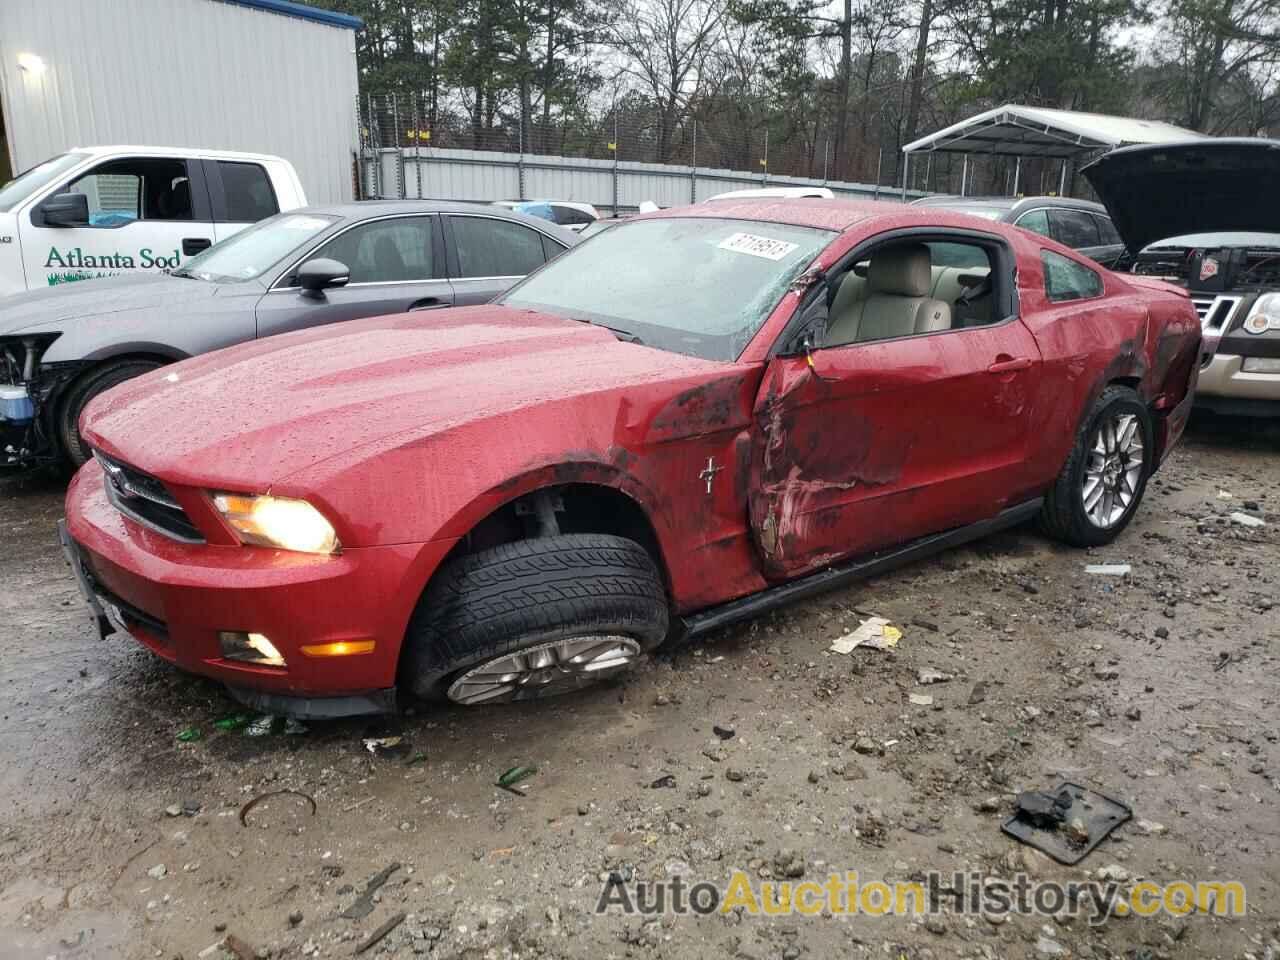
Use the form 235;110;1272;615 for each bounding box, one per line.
212;493;340;554
1242;293;1280;335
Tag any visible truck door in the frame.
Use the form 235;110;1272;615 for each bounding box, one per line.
203;159;283;244
20;156;217;289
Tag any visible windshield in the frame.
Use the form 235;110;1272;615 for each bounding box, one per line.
501;217;833;361
173;212;339;282
0;153;89;212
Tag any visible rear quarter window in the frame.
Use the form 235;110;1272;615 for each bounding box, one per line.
1042;250;1104;303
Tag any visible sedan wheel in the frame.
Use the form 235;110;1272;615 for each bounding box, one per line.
446;635;641;705
402;533;669;704
1040;385;1153;547
1082;411;1145;528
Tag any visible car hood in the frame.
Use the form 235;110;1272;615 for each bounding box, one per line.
82;305;732;491
0;273;224;336
1082;138;1280;254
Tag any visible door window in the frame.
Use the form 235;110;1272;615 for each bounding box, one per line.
310;216;435;284
1094;215;1122;246
62;157;194;227
552;205;595;227
452;216;547;278
217;161;279;222
1013;208;1051;238
1042;250;1104;302
1048;209;1101;249
823;238;1001;347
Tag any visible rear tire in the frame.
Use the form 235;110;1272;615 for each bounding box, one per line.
402;533;669;705
59;359;163;467
1041;385;1153;547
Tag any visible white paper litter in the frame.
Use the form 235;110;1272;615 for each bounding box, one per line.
1229;511;1266;528
829;616;900;654
909;693;934;706
1085;564;1131;575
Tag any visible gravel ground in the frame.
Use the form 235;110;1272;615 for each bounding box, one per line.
0;412;1277;960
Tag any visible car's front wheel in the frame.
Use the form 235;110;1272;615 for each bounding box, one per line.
402;533;669;705
59;359;164;467
1041;385;1153;547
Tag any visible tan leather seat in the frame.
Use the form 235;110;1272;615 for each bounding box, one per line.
826;244;951;345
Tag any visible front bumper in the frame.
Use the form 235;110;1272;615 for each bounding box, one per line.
62;460;456;714
1195;353;1280;416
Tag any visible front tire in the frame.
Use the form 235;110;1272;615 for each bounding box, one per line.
1041;385;1153;547
402;533;669;705
59;359;163;467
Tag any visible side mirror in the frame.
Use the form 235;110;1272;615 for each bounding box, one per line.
39;192;90;227
297;258;350;296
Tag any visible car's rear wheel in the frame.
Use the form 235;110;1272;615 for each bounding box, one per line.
1041;385;1153;547
59;359;164;467
402;533;669;705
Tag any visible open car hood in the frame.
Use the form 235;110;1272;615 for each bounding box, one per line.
1081;138;1280;254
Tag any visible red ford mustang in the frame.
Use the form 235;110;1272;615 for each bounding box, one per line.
60;199;1201;716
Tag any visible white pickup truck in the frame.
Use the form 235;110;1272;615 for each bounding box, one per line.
0;146;306;298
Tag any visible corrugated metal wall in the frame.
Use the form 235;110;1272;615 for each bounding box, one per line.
365;148;925;210
0;0;359;203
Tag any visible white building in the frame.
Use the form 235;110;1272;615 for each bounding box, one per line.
0;0;362;203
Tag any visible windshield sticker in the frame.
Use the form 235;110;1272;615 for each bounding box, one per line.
718;232;800;261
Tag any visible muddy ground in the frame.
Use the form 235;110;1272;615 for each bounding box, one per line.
0;413;1277;960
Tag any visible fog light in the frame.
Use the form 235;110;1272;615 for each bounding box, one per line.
300;639;376;658
219;631;286;667
1241;357;1280;374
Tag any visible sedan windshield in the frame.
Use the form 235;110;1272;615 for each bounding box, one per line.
173;213;339;283
501;217;833;361
0;152;89;212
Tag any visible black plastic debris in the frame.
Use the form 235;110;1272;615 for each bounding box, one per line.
1015;787;1074;828
1001;781;1132;865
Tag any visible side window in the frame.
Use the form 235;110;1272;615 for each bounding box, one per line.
311;217;435;284
1049;209;1101;249
1013;208;1051;238
63;157;193;226
218;162;278;222
1042;250;1104;303
823;238;999;347
1094;215;1122;246
541;233;568;263
553;206;595;227
451;216;546;278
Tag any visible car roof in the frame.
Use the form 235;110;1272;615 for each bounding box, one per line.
641;196;1024;234
288;199;580;239
914;195;1107;215
70;145;289;163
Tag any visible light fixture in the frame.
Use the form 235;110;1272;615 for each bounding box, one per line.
300;639;376;658
219;631;286;667
17;53;46;76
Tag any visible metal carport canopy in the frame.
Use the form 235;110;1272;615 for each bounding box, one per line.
901;104;1203;158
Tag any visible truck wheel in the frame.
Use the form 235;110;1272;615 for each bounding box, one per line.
402;533;669;705
1041;385;1153;547
59;359;163;467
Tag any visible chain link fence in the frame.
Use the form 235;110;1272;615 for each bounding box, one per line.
351;92;974;206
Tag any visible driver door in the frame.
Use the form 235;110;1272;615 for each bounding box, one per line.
747;237;1041;580
255;214;453;339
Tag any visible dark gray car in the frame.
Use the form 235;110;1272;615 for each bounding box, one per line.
910;195;1126;268
0;200;577;467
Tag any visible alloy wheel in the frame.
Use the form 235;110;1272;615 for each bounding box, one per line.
446;635;641;705
1082;411;1144;529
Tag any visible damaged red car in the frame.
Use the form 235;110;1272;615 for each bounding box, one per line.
60;199;1201;716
